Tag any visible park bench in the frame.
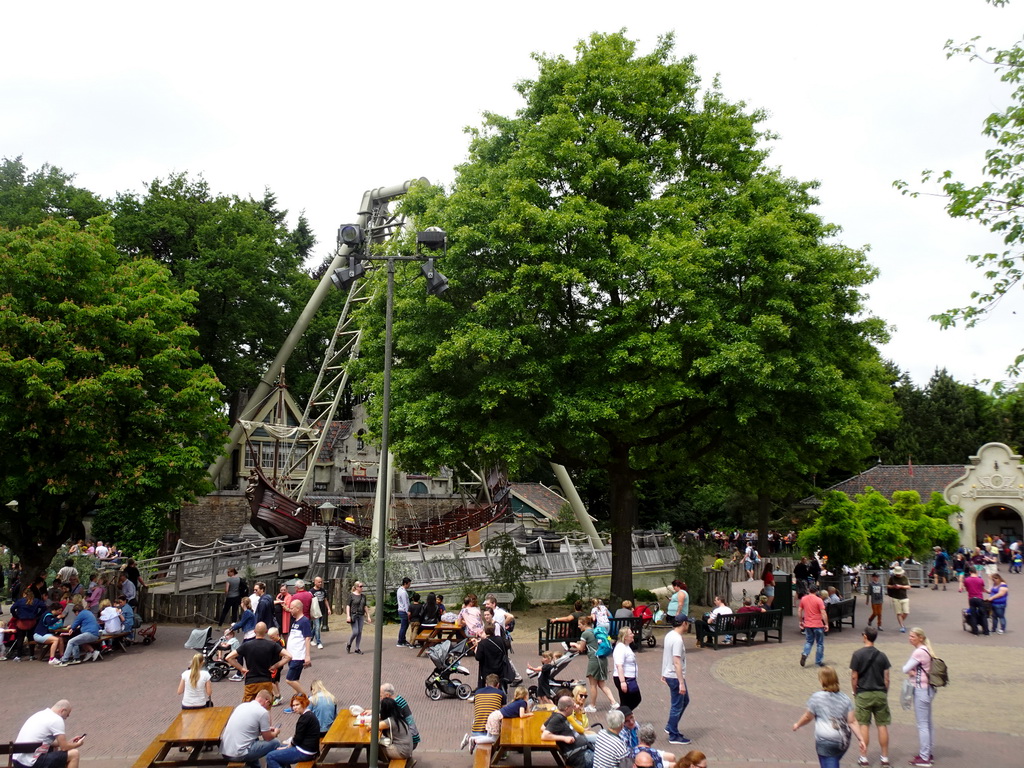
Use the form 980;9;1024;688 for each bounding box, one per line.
701;609;785;649
538;616;644;653
826;598;856;632
1;742;45;768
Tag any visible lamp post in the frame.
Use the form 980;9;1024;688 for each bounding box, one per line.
319;501;336;572
329;224;448;767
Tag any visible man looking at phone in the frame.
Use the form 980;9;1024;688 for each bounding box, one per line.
13;699;84;768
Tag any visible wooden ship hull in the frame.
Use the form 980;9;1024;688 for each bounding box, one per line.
245;467;314;550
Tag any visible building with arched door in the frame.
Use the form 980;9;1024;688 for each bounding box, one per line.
944;442;1024;546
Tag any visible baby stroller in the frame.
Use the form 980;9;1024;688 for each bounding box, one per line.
527;648;582;703
136;622;157;645
634;603;659;647
184;626;234;682
424;639;473;701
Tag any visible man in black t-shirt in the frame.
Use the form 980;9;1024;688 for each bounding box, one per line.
849;626;891;767
226;621;291;703
542;696;591;768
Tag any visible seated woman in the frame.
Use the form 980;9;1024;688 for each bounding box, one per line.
378;697;414;767
33;603;66;664
177;653;213;710
457;594;485;639
85;574;107;615
419;592;439;631
308;680;338;737
266;694;320;768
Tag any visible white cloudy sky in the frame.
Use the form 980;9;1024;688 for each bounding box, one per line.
3;1;1022;388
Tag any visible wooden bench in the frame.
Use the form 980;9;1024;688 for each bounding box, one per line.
699;609;784;649
731;610;785;645
1;742;45;768
474;742;493;768
607;617;645;648
538;620;581;653
826;599;856;632
132;740;169;768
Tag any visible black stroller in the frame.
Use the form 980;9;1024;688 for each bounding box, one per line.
527;648;582;703
184;626;234;682
424;639;474;700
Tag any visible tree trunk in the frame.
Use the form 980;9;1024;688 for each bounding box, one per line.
607;454;638;604
757;493;770;556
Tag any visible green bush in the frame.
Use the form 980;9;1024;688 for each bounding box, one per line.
633;588;656;603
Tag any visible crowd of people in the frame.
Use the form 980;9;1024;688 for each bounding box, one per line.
1;555;142;665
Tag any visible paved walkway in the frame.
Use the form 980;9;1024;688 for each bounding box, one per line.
1;583;1018;766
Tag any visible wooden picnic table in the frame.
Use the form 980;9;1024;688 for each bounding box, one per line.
319;710;372;767
133;706;233;767
493;711;565;768
414;621;466;657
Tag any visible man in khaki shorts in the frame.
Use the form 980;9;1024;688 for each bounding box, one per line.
887;566;911;632
850;626;891;767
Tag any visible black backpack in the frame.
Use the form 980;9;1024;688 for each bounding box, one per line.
238;576;249;597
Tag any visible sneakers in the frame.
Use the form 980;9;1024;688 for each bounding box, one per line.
460;733;470;751
354;649;364;655
610;702;620;710
229;674;244;682
67;658;83;665
800;654;807;667
317;643;324;649
57;661;71;667
272;697;282;707
668;737;691;745
91;650;102;662
877;626;884;631
879;758;891;767
908;757;933;767
48;658;61;666
858;757;870;767
346;645;352;654
900;627;907;633
283;708;294;714
997;629;1005;634
584;705;597;713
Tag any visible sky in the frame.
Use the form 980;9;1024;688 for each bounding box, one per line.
3;0;1023;389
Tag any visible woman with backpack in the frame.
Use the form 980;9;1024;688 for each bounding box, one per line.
902;628;937;767
574;615;617;712
792;665;863;768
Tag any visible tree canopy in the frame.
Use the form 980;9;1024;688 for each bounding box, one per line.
0;156;108;230
112;173;317;413
0;218;226;572
353;32;892;598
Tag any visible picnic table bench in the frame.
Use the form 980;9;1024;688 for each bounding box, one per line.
493;711;564;767
413;621;465;657
826;598;856;631
700;609;785;649
318;711;409;768
1;741;45;768
131;706;233;768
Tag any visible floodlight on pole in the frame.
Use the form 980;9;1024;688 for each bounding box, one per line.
420;258;449;296
331;258;366;291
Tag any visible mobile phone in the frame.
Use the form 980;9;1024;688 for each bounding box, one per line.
77;734;87;740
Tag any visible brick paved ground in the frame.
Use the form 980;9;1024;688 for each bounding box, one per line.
2;582;1019;767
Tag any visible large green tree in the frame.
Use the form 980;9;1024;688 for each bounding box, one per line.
112;174;316;414
0;156;108;230
0;218;226;576
354;32;891;598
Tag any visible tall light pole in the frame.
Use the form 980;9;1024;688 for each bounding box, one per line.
330;225;448;767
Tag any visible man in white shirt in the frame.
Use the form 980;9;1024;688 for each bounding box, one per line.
396;577;411;647
13;700;85;768
284;599;313;703
661;614;691;746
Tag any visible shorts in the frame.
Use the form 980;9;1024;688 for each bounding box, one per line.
286;659;305;681
854;690;892;725
242;681;274;702
891;598;909;614
33;633;56;643
985;564;997;575
586;654;608;681
16;752;68;768
763;586;775;597
744;561;754;571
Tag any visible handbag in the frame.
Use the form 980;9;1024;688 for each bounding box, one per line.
311;598;322;620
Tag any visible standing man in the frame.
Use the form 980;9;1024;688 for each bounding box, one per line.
218;568;242;628
798;587;828;668
850;626;891;768
887;566;911;633
311;576;331;649
253;582;275;630
865;573;885;631
396;577;411;648
13;700;85;768
227;622;291;702
931;547;948;591
661;614;691;746
117;572;137;611
963;568;989;636
220;689;281;767
283;600;313;706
